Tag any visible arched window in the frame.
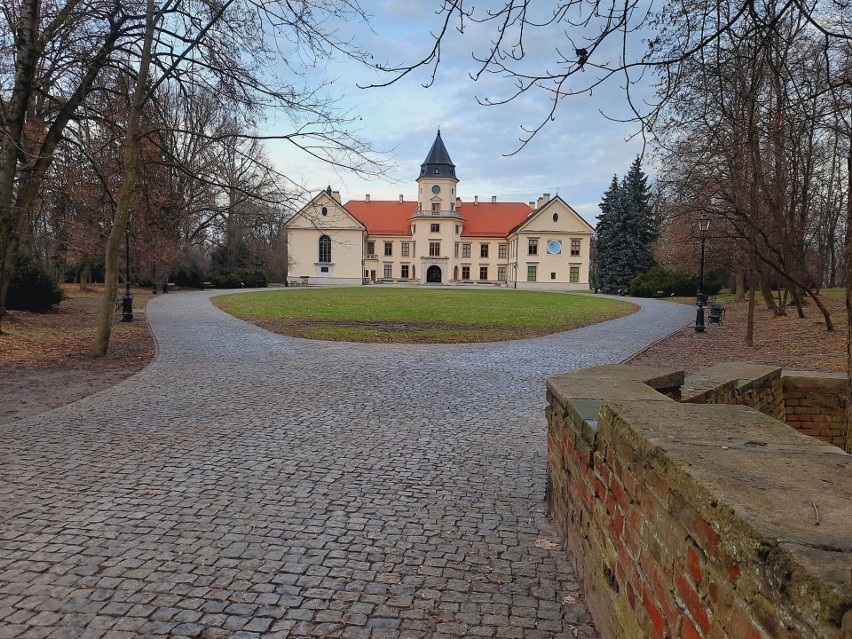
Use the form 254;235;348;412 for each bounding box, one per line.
318;235;332;263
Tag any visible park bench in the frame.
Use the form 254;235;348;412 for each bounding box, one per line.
163;282;176;293
200;281;214;289
708;298;726;325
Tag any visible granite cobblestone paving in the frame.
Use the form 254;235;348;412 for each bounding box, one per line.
0;290;693;638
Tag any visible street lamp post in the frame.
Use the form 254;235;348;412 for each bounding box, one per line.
694;213;711;333
121;224;134;322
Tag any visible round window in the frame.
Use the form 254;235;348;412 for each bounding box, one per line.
321;206;328;216
552;213;559;222
432;185;441;195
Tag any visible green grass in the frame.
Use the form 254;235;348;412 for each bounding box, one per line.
213;288;637;343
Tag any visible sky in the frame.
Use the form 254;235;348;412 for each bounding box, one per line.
263;2;653;226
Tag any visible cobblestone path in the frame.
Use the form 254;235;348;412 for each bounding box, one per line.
0;291;693;639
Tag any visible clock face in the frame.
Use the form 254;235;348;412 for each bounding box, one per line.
546;240;562;255
431;185;441;194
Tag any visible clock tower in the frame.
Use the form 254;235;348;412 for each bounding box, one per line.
414;130;461;283
417;129;459;212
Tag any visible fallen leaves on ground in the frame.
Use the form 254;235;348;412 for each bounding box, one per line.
630;294;845;374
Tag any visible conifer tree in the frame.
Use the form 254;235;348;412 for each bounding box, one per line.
595;156;658;292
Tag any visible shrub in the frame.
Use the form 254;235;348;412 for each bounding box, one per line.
171;264;204;288
208;268;267;289
629;267;726;297
6;252;65;312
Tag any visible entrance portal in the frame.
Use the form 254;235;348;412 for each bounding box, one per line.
426;265;442;283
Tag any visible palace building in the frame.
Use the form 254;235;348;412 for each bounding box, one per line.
285;130;594;289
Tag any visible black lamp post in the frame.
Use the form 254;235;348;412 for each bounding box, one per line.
121;223;134;322
694;212;711;333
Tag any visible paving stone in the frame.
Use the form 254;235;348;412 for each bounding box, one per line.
0;291;692;639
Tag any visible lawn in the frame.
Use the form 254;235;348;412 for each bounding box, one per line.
213;287;637;343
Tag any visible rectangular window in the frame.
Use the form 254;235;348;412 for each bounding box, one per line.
528;238;538;255
430;223;440;233
479;266;488;280
570;266;580;283
401;242;410;257
498;266;507;281
551;272;556;280
462;266;470;280
429;241;441;257
366;241;375;256
480;243;489;258
319;238;331;263
431;202;440;212
454;243;459;257
498;244;507;258
320;267;329;273
384;264;392;278
462;243;471;258
384;242;393;256
527;264;537;281
571;239;581;256
401;264;409;278
455;225;460;234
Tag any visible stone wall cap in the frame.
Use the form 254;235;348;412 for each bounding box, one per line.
547;365;683;406
782;370;845;379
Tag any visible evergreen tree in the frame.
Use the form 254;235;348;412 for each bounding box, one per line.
623;156;657;272
594;157;658;292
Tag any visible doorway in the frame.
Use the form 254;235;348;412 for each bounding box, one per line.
426;265;442;283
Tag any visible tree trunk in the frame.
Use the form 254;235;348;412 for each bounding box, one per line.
845;136;852;453
746;254;757;347
0;0;41;332
801;287;834;332
91;0;156;357
734;270;746;302
79;263;91;291
759;271;780;315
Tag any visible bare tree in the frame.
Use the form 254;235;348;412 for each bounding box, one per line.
378;0;852;451
0;0;136;331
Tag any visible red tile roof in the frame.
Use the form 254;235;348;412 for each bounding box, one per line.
344;200;416;236
345;199;534;238
458;202;533;237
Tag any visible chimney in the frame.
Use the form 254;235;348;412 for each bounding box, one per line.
536;192;551;209
491;195;497;203
366;194;370;203
474;195;479;205
529;201;535;208
399;194;404;203
332;190;340;202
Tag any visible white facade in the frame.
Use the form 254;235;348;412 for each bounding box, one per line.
285;133;594;290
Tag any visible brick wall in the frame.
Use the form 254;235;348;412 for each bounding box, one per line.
782;372;846;448
680;363;785;422
546;365;852;639
680;363;846;448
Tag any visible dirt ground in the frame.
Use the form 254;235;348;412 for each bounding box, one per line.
0;285;156;423
629;293;846;374
1;287;845;423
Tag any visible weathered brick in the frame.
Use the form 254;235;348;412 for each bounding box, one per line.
676;574;710;635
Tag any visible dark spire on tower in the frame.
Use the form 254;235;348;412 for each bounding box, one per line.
419;129;457;180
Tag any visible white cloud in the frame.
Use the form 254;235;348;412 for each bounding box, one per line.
262;2;656;227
